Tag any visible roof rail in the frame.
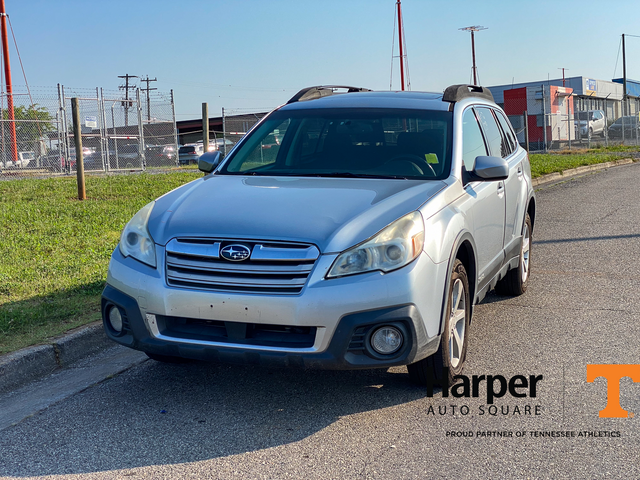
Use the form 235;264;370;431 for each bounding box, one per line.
287;85;372;104
442;84;494;103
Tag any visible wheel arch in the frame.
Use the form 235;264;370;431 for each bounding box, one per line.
437;231;478;335
527;195;536;233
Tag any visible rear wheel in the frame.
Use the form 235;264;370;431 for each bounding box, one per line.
496;213;531;296
408;259;470;386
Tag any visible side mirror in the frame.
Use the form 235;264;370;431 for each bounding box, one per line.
470;156;509;181
198;151;221;173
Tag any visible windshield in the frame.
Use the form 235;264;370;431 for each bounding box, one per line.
218;108;453;180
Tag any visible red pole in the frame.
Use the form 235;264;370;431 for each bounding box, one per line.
396;0;405;91
0;0;17;164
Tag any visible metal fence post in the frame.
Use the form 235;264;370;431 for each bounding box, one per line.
622;100;626;144
61;85;73;174
111;103;118;170
171;89;179;166
524;110;529;153
542;87;548;153
136;88;145;170
222;107;226;156
97;88;106;172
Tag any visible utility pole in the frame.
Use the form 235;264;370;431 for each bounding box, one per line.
459;26;487;86
118;74;137;127
140;76;157;122
0;0;17;164
558;67;568;87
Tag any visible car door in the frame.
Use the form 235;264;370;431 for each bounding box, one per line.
459;107;506;292
492;108;528;261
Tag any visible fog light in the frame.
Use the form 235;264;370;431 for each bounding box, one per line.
108;306;123;333
371;326;403;355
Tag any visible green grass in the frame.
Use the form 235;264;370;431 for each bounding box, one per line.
0;148;638;355
529;152;631;178
0;171;201;354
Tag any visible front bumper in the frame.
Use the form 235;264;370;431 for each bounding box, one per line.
102;246;448;369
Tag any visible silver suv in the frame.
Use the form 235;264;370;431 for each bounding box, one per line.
102;85;535;385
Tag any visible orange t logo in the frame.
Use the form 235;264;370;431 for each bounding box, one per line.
587;364;640;418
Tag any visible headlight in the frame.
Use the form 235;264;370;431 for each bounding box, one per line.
119;201;157;268
327;211;424;278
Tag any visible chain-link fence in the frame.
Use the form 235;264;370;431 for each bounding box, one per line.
501;84;640;152
221;108;269;156
0;85;178;180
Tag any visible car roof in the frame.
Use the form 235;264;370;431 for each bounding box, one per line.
279;91;450;112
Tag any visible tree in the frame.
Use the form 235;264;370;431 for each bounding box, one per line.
0;104;55;151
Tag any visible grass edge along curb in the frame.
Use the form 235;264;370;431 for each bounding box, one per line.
531;157;635;187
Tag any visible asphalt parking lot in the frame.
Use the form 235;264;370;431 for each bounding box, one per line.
0;163;639;479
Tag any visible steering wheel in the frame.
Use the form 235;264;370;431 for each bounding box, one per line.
384;154;437;177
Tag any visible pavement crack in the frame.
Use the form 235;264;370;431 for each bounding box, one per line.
52;343;61;367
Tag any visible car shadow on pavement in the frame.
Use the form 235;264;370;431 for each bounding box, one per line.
0;359;435;476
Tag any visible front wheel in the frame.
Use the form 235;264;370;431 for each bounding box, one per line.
496;213;532;296
407;259;471;386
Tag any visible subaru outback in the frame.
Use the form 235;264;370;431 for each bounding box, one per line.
102;84;535;384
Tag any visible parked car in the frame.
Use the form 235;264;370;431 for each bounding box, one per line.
1;151;36;169
607;115;640;139
116;144;144;168
194;139;236;155
178;143;204;165
41;147;95;172
146;144;177;166
102;84;536;385
211;138;236;154
576;110;605;138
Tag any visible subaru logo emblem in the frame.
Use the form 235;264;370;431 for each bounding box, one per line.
220;244;251;262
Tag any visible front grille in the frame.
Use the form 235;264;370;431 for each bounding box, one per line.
157;315;317;348
165;238;320;295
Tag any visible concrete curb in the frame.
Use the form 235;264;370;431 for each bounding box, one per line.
0;156;638;394
531;157;636;187
0;322;112;394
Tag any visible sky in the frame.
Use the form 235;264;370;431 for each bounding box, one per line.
5;0;640;120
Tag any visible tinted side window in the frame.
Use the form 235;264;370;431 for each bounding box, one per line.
462;108;487;171
476;107;509;158
495;110;518;154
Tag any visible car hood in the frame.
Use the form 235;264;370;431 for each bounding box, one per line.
148;175;446;253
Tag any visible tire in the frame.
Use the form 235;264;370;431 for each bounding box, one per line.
495;213;532;296
407;259;471;386
145;352;193;364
